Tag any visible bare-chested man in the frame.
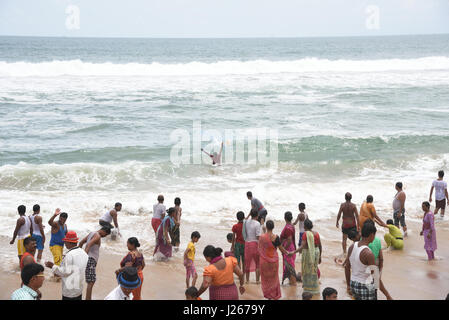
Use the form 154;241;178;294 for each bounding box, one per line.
336;192;359;255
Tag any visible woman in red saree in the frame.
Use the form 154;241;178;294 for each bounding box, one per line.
258;220;289;300
280;211;298;285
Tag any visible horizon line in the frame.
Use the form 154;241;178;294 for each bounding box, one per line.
1;32;448;40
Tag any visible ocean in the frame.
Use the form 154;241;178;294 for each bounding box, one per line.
1;34;449;247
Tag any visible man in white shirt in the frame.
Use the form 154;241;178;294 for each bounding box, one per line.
105;267;141;300
429;170;449;218
152;195;166;235
45;230;88;300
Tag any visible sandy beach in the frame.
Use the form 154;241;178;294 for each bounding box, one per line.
2;214;448;300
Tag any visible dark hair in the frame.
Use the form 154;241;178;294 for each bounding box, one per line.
302;292;313;300
322;287;338;300
157;195;164;202
115;202;122;208
266;220;274;230
191;231;201;240
246;191;252;198
21;263;44;285
33;204;40;213
100;226;112;235
386;219;394;225
23;236;36;247
174;197;181;205
167;207;175;216
203;245;223;259
438;170;444;178
185;286;199;298
128;237;140;248
250;208;258;218
236;211;245;221
396;182;403;189
361;220;377;237
366;195;373;203
226;233;233;241
348;229;359;241
304;219;313;230
298;203;306;211
284;211;293;222
60;212;68;219
422;201;431;209
18;205;26;215
345;192;352;201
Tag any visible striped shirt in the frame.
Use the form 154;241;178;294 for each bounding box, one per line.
11;285;38;300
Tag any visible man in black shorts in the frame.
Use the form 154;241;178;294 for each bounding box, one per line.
336;192;359;256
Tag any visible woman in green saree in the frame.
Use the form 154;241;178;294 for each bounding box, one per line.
289;219;322;295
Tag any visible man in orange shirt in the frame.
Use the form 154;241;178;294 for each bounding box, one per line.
359;195;387;230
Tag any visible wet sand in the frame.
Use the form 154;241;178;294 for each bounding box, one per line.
1;216;448;300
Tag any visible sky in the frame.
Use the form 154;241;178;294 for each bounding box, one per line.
0;0;449;38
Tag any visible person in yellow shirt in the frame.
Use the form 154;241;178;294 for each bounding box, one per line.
383;219;404;250
184;231;201;288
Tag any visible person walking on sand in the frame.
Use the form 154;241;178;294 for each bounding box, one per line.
99;202;122;240
79;225;111;300
258;220;289;300
290;219;322;296
231;211;246;271
152;195;166;235
393;182;407;236
344;222;378;300
184;231;201;289
243;208;261;283
11;263;45;300
20;236;37;270
115;237;145;300
429;170;448;219
246;191;268;226
359;195;387;230
105;267;141;300
280;211;298;285
30;204;45;263
293;202;308;247
202;141;223;165
170;197;182;251
420;201;437;261
153;207;175;260
45;231;89;300
48;208;68;267
336;193;359;256
10;205;32;264
197;245;245;300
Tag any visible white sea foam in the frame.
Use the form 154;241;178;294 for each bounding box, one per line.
1;56;449;77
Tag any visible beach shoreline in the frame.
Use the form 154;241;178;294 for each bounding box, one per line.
1;216;448;300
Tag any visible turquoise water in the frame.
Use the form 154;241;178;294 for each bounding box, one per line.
0;35;449;239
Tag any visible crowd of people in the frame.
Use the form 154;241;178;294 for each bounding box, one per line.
8;170;448;300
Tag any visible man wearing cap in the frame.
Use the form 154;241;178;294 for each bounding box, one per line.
104;266;141;300
45;230;89;300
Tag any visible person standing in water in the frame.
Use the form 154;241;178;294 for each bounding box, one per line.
152;195;166;235
392;182;407;236
99;202;122;240
10;205;32;264
429;170;448;219
201;141;223;165
359;195;387;230
336;193;359;256
246;191;268;226
171;197;182;251
30;204;45;263
293;202;308;247
420;201;437;261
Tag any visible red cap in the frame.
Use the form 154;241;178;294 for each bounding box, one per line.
62;230;79;243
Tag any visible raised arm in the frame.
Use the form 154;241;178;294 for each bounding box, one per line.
201;148;211;157
48;208;61;229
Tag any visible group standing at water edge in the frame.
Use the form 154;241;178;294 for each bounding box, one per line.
8;170;448;300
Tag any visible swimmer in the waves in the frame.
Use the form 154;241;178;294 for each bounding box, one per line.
201;141;223;165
